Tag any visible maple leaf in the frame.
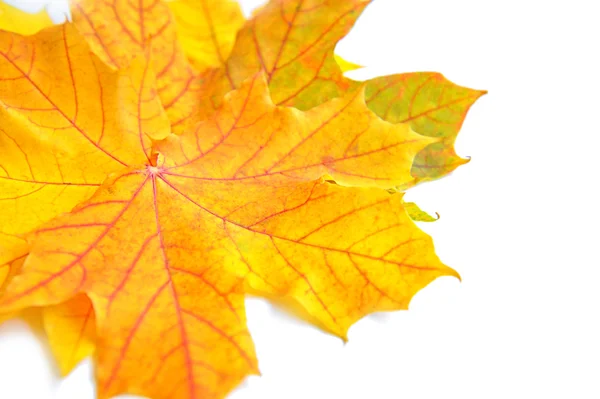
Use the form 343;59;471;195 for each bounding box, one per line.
0;18;457;399
194;0;485;183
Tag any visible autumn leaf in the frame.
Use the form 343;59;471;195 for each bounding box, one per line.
0;13;458;396
362;73;486;181
223;0;366;109
0;1;484;397
194;0;485;184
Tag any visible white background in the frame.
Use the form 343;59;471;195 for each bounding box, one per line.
1;0;599;398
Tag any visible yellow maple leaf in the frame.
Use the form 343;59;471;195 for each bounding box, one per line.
0;19;457;399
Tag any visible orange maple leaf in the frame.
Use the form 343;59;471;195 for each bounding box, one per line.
0;16;458;399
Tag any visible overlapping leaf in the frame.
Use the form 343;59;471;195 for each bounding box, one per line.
0;1;483;398
0;17;458;397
